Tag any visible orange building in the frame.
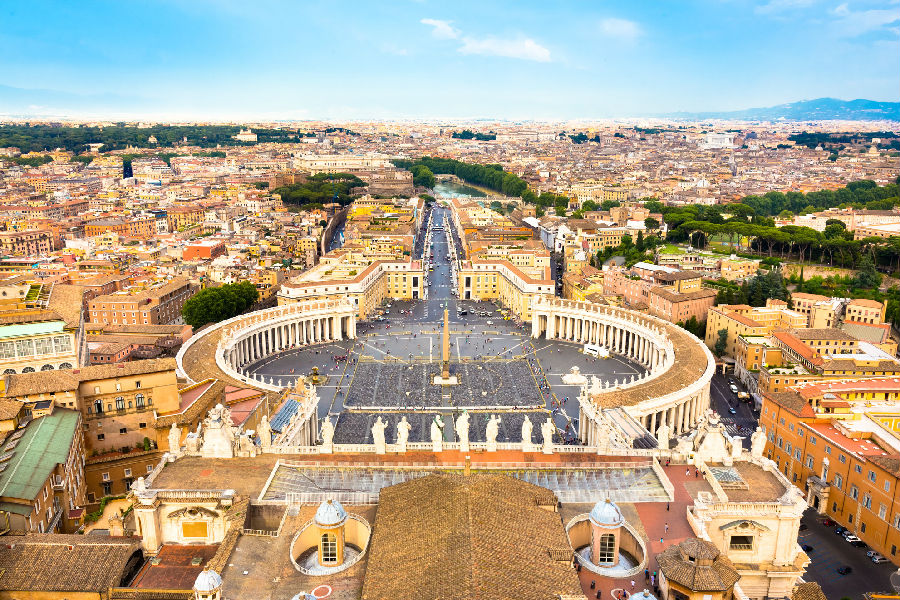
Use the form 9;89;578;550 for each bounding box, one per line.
761;378;900;565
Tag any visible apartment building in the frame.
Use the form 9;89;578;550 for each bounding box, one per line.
761;378;900;565
604;264;717;324
457;259;554;321
0;406;86;534
87;277;194;326
0;230;54;256
705;301;807;358
2;358;179;501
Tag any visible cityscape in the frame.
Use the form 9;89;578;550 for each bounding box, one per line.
0;2;899;600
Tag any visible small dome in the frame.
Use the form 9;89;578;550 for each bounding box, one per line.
193;569;223;592
314;498;348;527
588;498;624;527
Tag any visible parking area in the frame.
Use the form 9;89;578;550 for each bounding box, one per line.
798;509;895;598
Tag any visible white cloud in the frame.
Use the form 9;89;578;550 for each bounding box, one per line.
598;17;642;41
420;18;460;40
830;3;900;36
457;36;551;62
755;0;816;15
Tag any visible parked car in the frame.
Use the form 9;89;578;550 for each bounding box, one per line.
801;544;814;553
835;526;848;535
851;541;868;549
799;523;808;531
728;407;737;415
823;518;836;526
872;554;889;563
729;384;739;394
844;535;861;543
867;550;879;557
837;566;853;575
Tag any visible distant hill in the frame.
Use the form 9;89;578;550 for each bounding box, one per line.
663;98;900;122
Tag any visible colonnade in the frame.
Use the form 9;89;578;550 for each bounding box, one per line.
533;310;666;372
230;314;355;368
531;297;715;447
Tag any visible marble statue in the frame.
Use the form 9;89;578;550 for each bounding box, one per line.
455;411;470;452
258;414;272;448
656;421;670;450
132;476;147;493
431;415;444;452
541;418;555;454
521;415;534;452
396;416;411;452
238;432;255;455
199;403;235;459
372;416;387;454
167;423;181;456
485;415;501;452
320;417;334;454
750;426;766;458
562;365;587;386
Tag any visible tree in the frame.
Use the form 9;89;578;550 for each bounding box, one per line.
582;200;598;212
714;329;728;357
636;231;646;252
182;282;259;328
854;255;882;290
644;217;660;231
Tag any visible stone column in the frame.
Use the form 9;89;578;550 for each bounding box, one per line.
650;411;657;434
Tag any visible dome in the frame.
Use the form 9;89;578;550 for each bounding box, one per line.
588;498;624;527
314;498;348;527
193;569;223;592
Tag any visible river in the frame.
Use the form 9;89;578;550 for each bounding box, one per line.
433;180;488;199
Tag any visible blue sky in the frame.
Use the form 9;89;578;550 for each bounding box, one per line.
0;0;897;119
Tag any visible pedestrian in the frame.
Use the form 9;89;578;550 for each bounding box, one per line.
666;502;670;511
644;568;649;582
596;591;601;600
685;468;690;476
590;581;596;590
665;522;669;533
630;580;635;590
650;575;655;587
695;468;699;478
660;537;663;544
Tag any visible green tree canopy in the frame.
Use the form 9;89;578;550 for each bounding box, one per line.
182;282;259;329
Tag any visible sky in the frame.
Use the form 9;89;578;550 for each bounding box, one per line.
0;0;898;120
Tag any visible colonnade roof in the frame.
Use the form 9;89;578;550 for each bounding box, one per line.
589;322;711;410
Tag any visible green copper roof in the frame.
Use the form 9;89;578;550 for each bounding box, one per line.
0;321;65;340
0;409;79;502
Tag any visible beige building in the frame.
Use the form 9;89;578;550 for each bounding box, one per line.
88;277;194;326
457;260;554;321
705;301;807;358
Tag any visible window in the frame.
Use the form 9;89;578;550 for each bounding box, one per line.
94;386;100;394
102;472;110;482
840;454;846;463
863;493;872;509
862;522;867;533
124;468;132;477
115;397;125;410
869;470;877;483
119;427;127;434
855;464;863;474
730;535;753;551
807;456;814;469
321;533;338;564
102;482;112;496
97;433;105;441
794;449;802;460
834;474;843;489
825;446;831;454
147;465;154;473
886;481;891;493
880;504;888;520
135;394;145;409
851;485;859;500
810;436;816;445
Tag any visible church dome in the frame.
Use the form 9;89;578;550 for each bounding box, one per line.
588;498;624;527
314;498;348;527
193;569;223;592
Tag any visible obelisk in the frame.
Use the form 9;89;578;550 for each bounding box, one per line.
441;308;450;379
433;308;458;385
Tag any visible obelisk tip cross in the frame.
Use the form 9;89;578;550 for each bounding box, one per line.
441;308;450;378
